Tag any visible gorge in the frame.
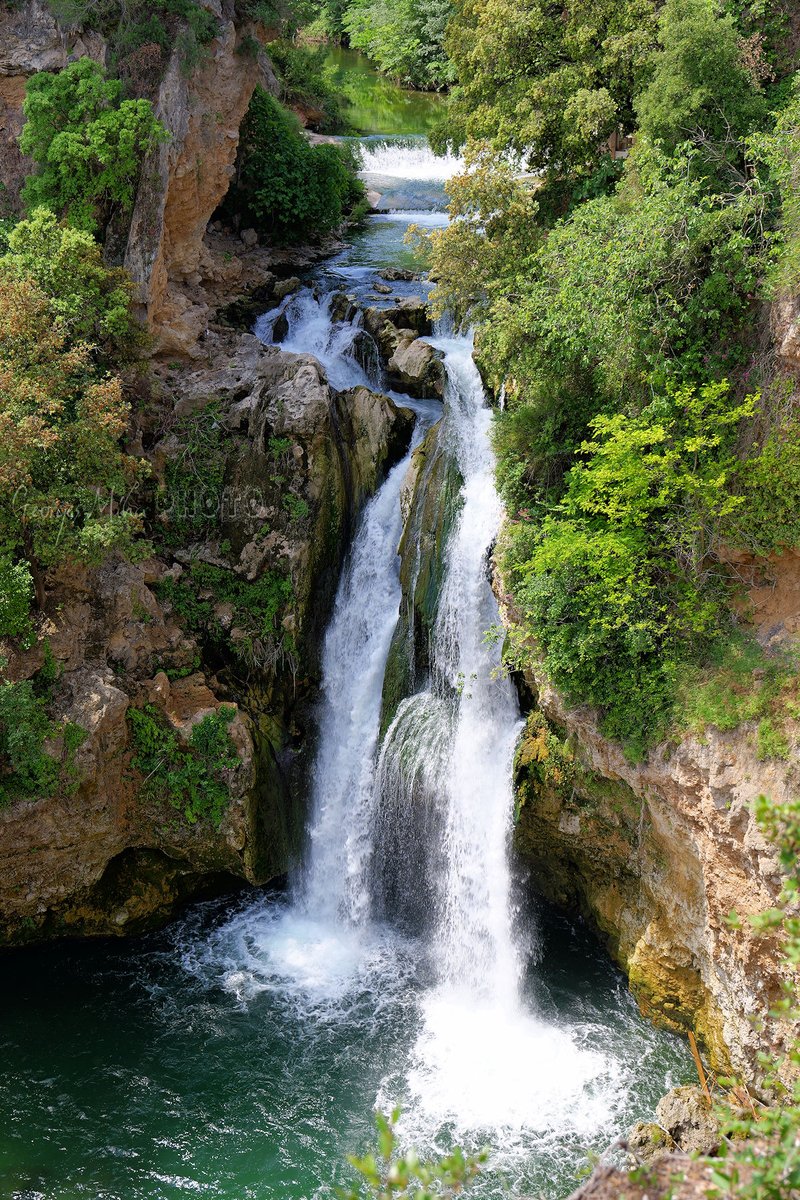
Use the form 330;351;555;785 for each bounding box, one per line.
1;4;799;1200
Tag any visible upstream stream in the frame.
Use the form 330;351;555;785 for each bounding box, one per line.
0;52;692;1200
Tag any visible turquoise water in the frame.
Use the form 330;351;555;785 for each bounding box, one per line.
0;896;690;1200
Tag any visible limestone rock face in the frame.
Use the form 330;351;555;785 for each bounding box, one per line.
0;558;257;945
507;625;796;1086
0;331;412;946
124;20;278;355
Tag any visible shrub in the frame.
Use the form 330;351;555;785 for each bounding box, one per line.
0;208;143;361
504;382;758;753
157;561;295;672
227;88;365;243
0;657;85;806
0;557;34;644
128;703;240;826
0;273;146;615
20;58;168;235
268;40;346;132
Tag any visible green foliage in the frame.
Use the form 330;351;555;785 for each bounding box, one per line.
503;382;758;753
159;405;229;548
0;271;145;585
0;556;34;645
268;40;347;132
0;208;143;361
727;408;800;554
0;679;58;804
756;717;791;760
674;633;798;735
227;88;365;243
749;77;800;295
283;493;310;521
636;0;768;164
20;58;168;235
338;1109;486;1200
157;561;295;672
435;0;659;172
128;703;239;826
343;0;455;90
0;653;85;806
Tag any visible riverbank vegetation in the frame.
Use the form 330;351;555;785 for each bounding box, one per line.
305;0;454;89
426;0;800;757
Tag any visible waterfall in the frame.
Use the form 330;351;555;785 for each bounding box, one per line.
370;332;523;1000
357;136;465;182
176;127;688;1181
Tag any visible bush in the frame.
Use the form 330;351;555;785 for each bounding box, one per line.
0;208;143;361
503;382;758;753
227;87;365;243
0;657;86;806
268;40;346;132
20;58;168;235
0;271;146;617
128;703;240;826
157;561;295;672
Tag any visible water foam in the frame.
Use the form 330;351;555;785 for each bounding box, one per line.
359;138;465;182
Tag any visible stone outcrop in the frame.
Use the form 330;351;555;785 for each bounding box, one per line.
124;6;279;355
0;329;413;946
505;622;796;1086
362;300;446;398
0;555;258;944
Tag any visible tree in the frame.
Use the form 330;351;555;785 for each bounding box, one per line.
636;0;768;162
0;208;142;361
20;57;168;234
228;88;364;243
434;0;659;174
343;0;455;90
0;274;144;611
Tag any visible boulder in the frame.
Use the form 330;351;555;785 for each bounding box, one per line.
273;276;302;301
388;335;445;399
655;1087;720;1156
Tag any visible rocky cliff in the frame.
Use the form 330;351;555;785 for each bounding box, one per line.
0;0;424;944
506;651;795;1087
0;312;414;945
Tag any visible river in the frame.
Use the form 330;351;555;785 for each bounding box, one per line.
0;51;692;1200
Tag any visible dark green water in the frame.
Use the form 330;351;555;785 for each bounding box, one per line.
0;897;690;1200
324;47;444;136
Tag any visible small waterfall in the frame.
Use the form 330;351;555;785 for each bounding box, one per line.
254;290;382;392
358;136;465;182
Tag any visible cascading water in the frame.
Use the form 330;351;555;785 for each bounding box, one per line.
177;123;691;1188
0;60;692;1200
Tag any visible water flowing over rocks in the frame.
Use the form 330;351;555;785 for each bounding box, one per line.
0;322;413;945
